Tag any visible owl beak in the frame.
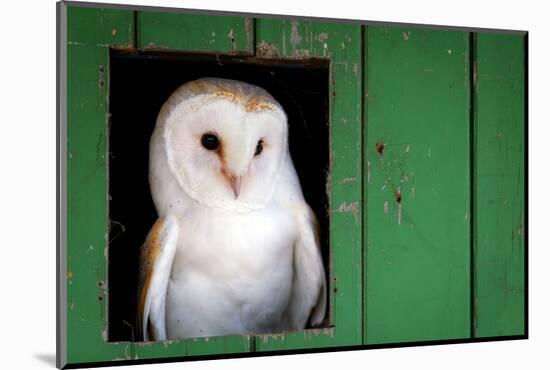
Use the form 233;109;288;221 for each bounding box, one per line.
229;175;242;199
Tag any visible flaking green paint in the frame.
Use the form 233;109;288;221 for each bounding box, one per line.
364;27;471;344
65;5;251;367
63;3;526;366
66;5;134;364
255;18;363;351
137;11;253;53
474;33;525;337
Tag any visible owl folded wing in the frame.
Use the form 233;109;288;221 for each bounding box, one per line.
285;204;327;329
138;216;179;341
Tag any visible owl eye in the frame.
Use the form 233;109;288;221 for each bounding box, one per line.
201;133;219;150
254;140;264;156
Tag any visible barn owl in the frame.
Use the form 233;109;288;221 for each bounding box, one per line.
138;77;326;341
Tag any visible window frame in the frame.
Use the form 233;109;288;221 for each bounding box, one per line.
61;4;364;367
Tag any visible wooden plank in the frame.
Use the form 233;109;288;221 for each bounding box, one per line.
66;6;251;365
137;11;253;53
364;27;471;344
66;5;134;364
474;33;525;337
255;19;363;350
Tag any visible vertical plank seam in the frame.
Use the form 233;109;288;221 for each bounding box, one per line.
523;32;529;338
360;24;367;345
252;18;257;56
469;31;478;339
132;10;138;49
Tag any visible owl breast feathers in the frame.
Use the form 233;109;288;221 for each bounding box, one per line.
138;77;326;341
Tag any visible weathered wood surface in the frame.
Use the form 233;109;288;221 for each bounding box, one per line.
66;6;251;365
66;5;135;364
65;4;526;364
255;19;363;350
364;27;471;344
474;33;525;338
137;11;253;53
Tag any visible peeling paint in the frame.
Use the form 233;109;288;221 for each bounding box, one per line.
367;160;371;183
245;18;252;50
98;64;106;88
353;63;359;79
376;142;385;156
397;203;402;225
295;48;311;58
123;344;131;360
395;188;402;203
318;32;329;42
403;31;410;41
405;144;410;153
290;21;302;57
256;41;279;58
338;177;356;184
383;201;389;215
336;201;359;223
227;28;237;51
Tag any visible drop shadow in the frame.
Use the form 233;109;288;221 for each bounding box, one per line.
33;353;56;367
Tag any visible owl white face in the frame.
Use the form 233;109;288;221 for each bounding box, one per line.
163;94;288;211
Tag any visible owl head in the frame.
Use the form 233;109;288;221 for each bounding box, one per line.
149;78;289;215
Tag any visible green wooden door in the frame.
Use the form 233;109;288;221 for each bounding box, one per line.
61;3;526;367
474;33;525;337
364;27;472;344
254;18;363;351
66;6;136;363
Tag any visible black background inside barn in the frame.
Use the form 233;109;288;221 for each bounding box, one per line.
108;50;330;341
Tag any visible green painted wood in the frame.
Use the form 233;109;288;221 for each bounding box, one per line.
67;6;134;47
137;11;253;53
66;5;135;364
364;27;471;344
474;33;525;337
255;19;363;351
65;4;527;364
66;6;250;365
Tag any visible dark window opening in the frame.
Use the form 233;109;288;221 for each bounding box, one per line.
108;50;330;341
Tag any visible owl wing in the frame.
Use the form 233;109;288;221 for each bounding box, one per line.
285;203;327;329
138;216;179;341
